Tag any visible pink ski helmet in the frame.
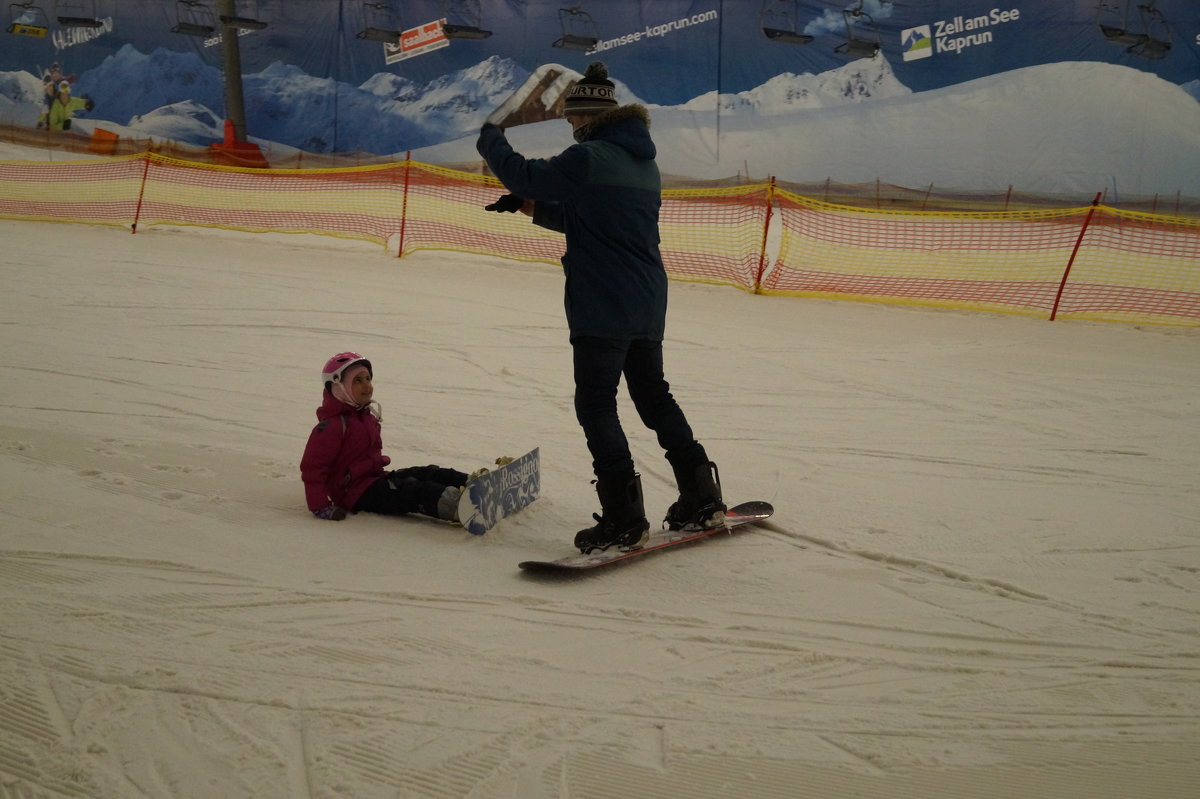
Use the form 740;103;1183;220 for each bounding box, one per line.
321;352;372;389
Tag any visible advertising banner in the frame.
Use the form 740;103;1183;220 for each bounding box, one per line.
385;19;450;64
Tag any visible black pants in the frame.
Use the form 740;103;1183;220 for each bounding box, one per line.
354;465;468;518
572;336;698;482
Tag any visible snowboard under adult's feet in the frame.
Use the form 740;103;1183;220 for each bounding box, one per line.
458;448;540;535
518;500;773;572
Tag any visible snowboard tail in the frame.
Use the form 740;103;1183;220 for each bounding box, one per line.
518;500;773;572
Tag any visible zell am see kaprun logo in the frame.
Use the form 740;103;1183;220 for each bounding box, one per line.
902;7;1021;61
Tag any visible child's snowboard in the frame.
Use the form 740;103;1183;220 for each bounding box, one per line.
458;448;540;535
518;500;774;572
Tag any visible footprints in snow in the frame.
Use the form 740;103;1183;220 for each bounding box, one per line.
2;432;294;516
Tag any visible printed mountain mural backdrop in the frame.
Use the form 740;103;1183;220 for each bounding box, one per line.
3;1;1198;193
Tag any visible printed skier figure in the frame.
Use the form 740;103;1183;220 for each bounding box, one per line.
41;61;74;107
300;351;484;525
37;79;94;132
476;61;727;555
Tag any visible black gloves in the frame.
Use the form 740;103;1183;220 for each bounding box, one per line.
84;98;94;111
313;504;347;521
485;194;525;213
479;124;518;213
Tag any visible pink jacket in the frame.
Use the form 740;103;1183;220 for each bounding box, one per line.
300;391;390;512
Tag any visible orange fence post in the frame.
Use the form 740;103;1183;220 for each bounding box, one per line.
1049;192;1103;321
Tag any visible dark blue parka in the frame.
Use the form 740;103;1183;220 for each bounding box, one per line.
476;105;668;341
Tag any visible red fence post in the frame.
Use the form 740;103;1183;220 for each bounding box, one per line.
396;150;411;258
754;177;776;293
1049;192;1103;321
130;153;152;234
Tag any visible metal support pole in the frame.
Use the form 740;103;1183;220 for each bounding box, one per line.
218;0;248;143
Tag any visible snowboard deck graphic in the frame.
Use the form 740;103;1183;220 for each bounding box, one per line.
458;448;540;535
518;500;774;572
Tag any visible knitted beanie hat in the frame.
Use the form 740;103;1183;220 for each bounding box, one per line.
563;61;617;116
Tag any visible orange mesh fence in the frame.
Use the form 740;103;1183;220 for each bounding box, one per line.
0;155;149;225
133;157;409;243
764;188;1200;325
1;153;1196;326
0;154;411;243
659;184;770;289
400;163;564;264
400;167;770;286
764;189;1089;315
1054;209;1200;323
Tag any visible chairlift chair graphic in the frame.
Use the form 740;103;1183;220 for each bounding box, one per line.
356;1;400;43
7;2;50;36
834;0;881;59
760;0;813;45
441;0;491;39
1094;1;1171;59
553;5;598;51
54;0;101;28
171;0;215;37
219;0;265;31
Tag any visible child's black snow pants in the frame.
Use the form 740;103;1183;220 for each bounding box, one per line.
354;465;468;520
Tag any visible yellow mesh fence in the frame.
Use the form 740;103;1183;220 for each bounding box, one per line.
0;154;1196;326
765;188;1200;325
765;189;1091;316
1055;208;1200;323
659;184;771;289
399;162;564;264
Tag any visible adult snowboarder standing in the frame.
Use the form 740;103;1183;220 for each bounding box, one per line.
476;61;726;554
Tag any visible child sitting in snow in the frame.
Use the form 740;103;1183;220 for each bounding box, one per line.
301;352;471;523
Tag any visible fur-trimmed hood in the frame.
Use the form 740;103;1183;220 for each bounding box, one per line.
578;104;655;160
595;103;652;127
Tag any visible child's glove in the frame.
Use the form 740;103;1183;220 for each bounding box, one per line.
485;194;524;213
313;504;347;521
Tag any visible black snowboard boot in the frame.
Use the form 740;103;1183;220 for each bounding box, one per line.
574;474;651;554
664;449;726;532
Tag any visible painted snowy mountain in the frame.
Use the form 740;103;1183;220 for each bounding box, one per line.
399;56;529;132
125;100;225;143
653;60;1200;196
676;56;910;114
0;69;46;127
3;52;1199;195
0;50;641;154
0;45;526;154
417;59;1200;197
78;45;225;127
